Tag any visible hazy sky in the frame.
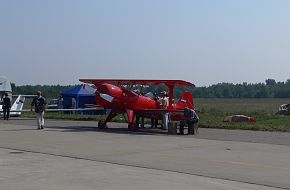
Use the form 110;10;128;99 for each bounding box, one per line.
1;0;290;86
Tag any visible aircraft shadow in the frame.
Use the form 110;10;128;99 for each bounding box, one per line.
45;125;173;136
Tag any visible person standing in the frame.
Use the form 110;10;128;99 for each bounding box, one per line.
159;91;169;130
31;91;47;130
2;93;11;120
58;95;64;114
71;97;76;114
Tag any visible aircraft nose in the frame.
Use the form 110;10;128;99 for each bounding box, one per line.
97;84;123;98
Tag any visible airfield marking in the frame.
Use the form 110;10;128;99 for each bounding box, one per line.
0;146;287;190
1;123;290;173
1;120;290;189
153;152;290;172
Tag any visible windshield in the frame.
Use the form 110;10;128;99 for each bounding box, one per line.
145;92;154;99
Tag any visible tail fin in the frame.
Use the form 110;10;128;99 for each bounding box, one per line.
10;95;25;116
175;91;194;109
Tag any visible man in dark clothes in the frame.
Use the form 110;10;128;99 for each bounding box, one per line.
2;93;11;120
31;91;47;130
183;107;199;135
179;120;186;135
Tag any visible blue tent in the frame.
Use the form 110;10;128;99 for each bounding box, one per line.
62;84;96;109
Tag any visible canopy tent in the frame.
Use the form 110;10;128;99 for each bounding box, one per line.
61;84;96;109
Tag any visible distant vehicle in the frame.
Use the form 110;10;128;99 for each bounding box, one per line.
47;99;59;110
223;115;256;122
276;103;290;115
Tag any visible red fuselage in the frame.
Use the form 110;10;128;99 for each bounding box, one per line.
96;83;158;112
96;83;193;121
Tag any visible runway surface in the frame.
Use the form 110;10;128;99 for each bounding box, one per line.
0;118;290;190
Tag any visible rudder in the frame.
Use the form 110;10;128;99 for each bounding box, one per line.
11;95;25;116
176;91;194;109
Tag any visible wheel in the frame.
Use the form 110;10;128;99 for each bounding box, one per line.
128;123;132;131
128;123;138;131
98;120;107;129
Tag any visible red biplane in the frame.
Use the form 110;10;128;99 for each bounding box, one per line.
79;79;195;130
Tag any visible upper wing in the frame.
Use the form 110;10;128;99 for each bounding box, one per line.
79;79;194;87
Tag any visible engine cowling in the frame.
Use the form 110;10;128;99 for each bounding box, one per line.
97;84;123;98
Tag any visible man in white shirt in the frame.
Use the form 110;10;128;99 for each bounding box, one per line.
159;91;169;130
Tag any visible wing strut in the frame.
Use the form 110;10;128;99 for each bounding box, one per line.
167;85;174;109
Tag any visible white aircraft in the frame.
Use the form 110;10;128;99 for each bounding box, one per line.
0;95;27;117
0;76;29;117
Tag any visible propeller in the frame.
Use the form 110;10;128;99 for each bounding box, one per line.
99;93;114;103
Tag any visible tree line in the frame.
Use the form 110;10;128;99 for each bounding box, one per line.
191;79;290;98
11;79;290;99
11;84;73;98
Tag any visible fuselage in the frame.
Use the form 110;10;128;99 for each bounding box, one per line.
96;83;159;111
95;83;189;121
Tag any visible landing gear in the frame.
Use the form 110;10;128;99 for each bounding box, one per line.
98;111;118;129
128;123;138;131
126;109;138;131
98;119;107;129
128;123;133;131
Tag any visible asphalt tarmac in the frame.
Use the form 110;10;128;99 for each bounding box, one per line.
0;118;290;190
